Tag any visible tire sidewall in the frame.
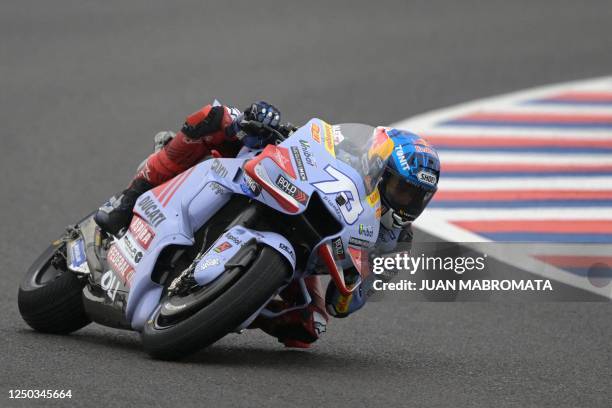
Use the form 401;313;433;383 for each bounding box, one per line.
142;246;292;359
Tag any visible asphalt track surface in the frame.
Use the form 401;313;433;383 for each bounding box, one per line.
2;1;612;407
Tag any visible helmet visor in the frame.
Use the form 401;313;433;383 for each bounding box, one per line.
381;172;436;221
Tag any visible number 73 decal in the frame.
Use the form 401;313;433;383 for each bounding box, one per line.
313;165;363;225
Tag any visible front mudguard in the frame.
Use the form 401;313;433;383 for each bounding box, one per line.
193;226;296;286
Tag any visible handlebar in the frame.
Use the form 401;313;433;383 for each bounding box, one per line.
239;119;297;144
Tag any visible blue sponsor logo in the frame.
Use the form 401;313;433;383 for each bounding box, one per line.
70;239;86;267
240;174;262;198
240;182;255;197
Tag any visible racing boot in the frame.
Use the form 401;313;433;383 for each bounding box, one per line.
250;301;328;348
94;178;153;236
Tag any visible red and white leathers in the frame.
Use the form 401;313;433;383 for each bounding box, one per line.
135;104;241;186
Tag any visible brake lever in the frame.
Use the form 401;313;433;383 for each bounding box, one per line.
239;119;287;142
239;119;262;132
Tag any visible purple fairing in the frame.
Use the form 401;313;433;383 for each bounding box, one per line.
118;119;386;331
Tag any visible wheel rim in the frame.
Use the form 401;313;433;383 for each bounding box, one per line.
155;264;245;329
154;245;260;329
25;242;67;289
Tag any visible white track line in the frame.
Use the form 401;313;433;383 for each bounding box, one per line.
393;76;612;131
424;208;612;220
391;76;612;299
438;152;612;164
438;177;612;190
474;104;612;114
419;127;612;139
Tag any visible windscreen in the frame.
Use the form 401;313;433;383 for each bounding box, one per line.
333;124;394;195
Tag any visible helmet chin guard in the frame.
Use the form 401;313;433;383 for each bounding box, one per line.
380;200;413;231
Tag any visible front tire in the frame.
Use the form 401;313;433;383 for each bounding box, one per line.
18;242;90;334
142;245;292;360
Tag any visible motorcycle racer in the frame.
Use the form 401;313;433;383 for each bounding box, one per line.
94;102;440;349
95;101;281;236
256;127;440;347
326;128;439;309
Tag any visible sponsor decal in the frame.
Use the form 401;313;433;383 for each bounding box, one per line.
211;158;228;178
323;123;336;157
395;145;410;172
272;148;290;168
275;174;309;204
197;257;221;272
322;195;342;219
209;181;227;195
107;244;135;286
129;215;155;250
70;239;86;267
240;182;252;196
101;270;121;301
332;125;344;145
415;144;436;155
279;242;295;261
332;237;345;260
268;146;296;179
311;123;321;144
299;139;317;167
213;241;232;253
121;235;144;264
359;224;374;238
290;146;308;181
226;232;242;245
348;236;370;247
368;128;394;161
68;239;89;273
366;188;380;207
417;170;437;186
312;165;363;225
137;196;167;227
241;173;262;197
335;293;352;314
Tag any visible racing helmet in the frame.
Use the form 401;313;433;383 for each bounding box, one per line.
378;128;440;229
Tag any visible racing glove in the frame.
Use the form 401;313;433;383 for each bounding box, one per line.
244;101;281;127
239;101;282;149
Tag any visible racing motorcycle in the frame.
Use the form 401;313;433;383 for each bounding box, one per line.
18;117;392;360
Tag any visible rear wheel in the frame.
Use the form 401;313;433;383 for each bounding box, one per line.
18;241;90;334
142;244;291;360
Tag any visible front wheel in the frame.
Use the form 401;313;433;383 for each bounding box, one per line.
142;244;292;360
18;241;91;334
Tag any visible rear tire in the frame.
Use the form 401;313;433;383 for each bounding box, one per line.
142;245;291;360
18;243;90;334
